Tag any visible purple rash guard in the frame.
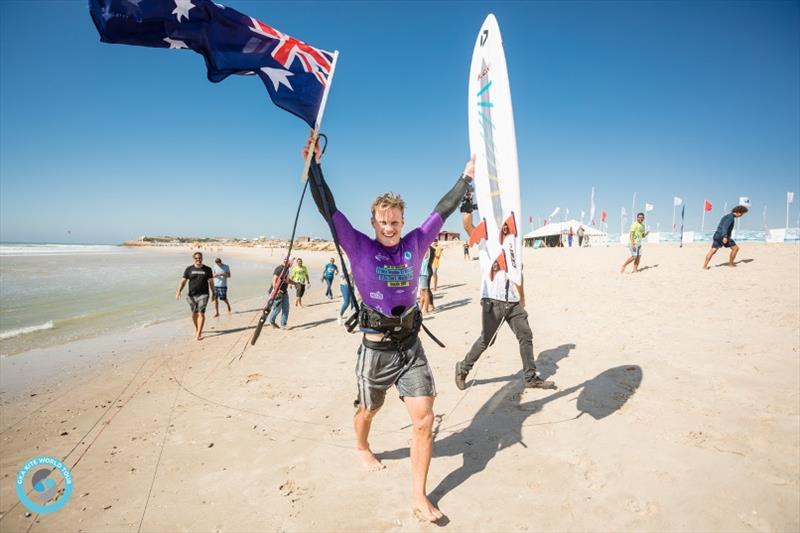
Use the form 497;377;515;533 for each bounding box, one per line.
331;211;443;316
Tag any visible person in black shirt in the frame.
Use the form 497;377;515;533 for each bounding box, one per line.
268;259;298;329
176;251;215;340
703;205;748;269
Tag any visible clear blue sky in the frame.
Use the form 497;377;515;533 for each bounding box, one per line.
1;0;798;243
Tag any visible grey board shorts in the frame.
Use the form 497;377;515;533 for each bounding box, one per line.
186;294;209;313
354;337;436;411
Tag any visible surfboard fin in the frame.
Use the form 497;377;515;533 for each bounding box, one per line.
490;250;508;281
469;218;488;247
499;212;518;245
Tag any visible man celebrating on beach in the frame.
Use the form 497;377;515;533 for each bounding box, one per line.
621;212;648;273
212;257;232;317
703;205;748;269
455;199;556;392
303;135;472;523
176;252;215;340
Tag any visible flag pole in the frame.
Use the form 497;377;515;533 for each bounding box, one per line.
787;195;791;230
701;205;705;233
301;50;340;182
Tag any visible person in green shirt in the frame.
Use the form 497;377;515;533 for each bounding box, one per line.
621;212;649;273
290;257;310;307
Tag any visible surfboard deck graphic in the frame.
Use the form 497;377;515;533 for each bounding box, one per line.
468;14;523;290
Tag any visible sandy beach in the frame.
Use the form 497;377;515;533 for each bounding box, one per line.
1;243;798;532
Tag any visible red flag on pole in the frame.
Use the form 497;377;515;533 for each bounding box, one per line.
528;215;532;223
601;210;607;222
704;200;712;212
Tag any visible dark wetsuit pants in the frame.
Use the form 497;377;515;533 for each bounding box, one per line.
461;298;536;382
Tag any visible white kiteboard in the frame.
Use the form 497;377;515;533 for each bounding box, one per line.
467;14;523;293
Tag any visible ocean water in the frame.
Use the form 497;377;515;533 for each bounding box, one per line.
0;244;276;355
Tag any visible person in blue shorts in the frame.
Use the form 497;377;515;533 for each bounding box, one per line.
212;257;231;317
703;205;748;269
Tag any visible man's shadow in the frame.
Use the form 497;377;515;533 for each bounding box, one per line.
377;344;642;509
714;258;754;267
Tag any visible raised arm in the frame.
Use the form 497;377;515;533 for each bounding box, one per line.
433;156;475;221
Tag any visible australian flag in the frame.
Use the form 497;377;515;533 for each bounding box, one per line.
89;0;335;127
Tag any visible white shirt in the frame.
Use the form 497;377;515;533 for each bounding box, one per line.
480;270;520;302
212;263;230;288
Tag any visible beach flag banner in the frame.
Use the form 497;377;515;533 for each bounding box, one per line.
631;192;637;216
590;187;596;225
788;192;795;229
739;196;751;207
580;210;586;223
672;197;683;229
601;210;607;222
701;200;712;232
549;207;560;219
645;203;654;212
679;204;685;247
88;0;337;129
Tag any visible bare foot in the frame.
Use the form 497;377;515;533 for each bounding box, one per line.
196;335;204;341
413;496;444;522
727;263;736;267
357;448;385;471
213;313;219;318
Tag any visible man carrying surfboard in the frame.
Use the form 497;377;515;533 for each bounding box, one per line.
303;136;472;523
456;200;557;391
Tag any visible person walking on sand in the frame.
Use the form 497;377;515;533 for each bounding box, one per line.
455;199;556;392
290;257;310;307
703;205;748;269
577;225;585;247
463;241;470;260
567;226;574;247
322;257;338;299
304;134;472;523
176;252;215;340
212;257;232;317
418;247;434;314
431;239;443;291
621;212;648;273
338;258;358;325
268;258;298;329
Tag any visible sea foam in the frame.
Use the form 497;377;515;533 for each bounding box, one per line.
0;321;55;340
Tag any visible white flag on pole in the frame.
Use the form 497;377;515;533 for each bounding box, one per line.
645;203;654;212
549;207;560;219
621;207;627;217
739;196;751;207
673;196;683;206
589;187;596;224
789;192;795;204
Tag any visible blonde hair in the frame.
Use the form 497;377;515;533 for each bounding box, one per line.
371;192;405;217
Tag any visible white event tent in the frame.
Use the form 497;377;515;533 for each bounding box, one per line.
523;219;607;248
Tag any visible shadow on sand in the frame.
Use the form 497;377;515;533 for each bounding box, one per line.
636;264;659;272
377;343;642;509
430;298;472;314
715;258;754;267
291;317;337;330
206;325;255;337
